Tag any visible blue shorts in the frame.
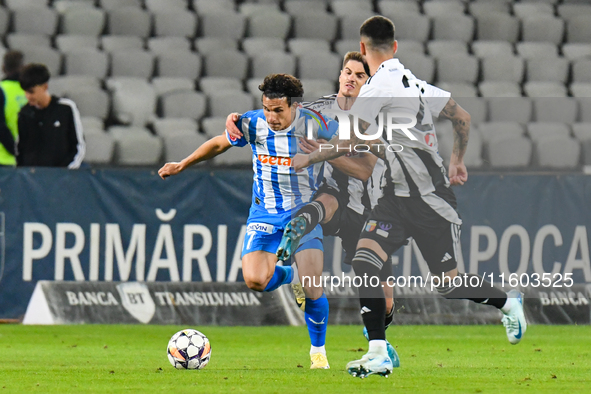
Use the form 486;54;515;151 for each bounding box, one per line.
241;222;323;258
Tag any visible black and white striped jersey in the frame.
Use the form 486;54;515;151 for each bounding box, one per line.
351;58;461;225
302;94;382;215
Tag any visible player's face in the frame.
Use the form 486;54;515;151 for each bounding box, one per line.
338;60;368;98
262;96;294;131
24;83;49;109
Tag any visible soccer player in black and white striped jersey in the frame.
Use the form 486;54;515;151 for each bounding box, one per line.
293;16;527;378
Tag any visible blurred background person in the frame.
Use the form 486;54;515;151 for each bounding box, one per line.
0;50;26;167
17;63;85;168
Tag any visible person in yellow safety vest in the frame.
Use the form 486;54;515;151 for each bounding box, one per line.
0;51;26;167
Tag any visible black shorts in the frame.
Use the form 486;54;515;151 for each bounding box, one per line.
360;189;462;273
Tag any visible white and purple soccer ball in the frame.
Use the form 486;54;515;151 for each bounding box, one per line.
167;329;211;370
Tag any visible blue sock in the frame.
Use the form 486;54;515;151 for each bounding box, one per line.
263;265;293;292
305;293;329;347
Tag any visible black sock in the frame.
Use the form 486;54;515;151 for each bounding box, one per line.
384;305;394;329
352;248;387;341
294;201;325;236
436;273;507;309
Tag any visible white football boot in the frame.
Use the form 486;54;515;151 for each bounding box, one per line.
501;289;527;345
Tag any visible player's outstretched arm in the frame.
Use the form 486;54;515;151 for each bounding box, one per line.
158;134;232;179
439;97;471;186
225;112;243;140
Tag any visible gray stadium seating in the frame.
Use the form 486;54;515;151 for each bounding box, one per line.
341;13;377;41
153;118;199;137
53;0;95;13
558;4;591;22
427;41;469;59
390;13;430;42
437;82;478;98
192;0;235;14
579;99;591;122
526;58;569;83
479;121;525;144
243;38;285;56
203;50;248;79
293;13;338;41
152;77;195;96
100;0;142;10
6;34;51;49
195;38;238;54
201;117;227;138
157;50;202;80
239;3;281;16
432;15;475;43
572;123;591;141
64;87;110;120
331;0;372;16
20;46;62;76
377;1;420;16
107;7;152;37
536;136;580;169
288;39;331;56
298;52;341;80
109;126;163;166
479;82;522;98
201;12;246;40
247;12;291;39
163;130;209;163
101;36;144;52
394;40;425;57
570;84;591;98
516;42;558;59
301;79;336;100
56;35;99;52
209;91;254;118
423;1;465;17
533;98;579;123
50;75;102;96
562;43;591;61
84;132;115;165
335;40;360;56
397;53;436;82
528;122;571;141
153;9;198;38
436;54;479;84
0;8;9;36
476;14;519;43
481;56;524;83
488;97;532;123
61;7;105;36
161;91;207;120
567;16;591;43
572;59;591;83
284;1;327;15
513;3;554;18
145;0;188;11
468;2;511;17
110;51;155;79
471;41;514;58
6;0;47;8
199;77;243;94
107;78;157;126
524;82;568;98
13;6;58;35
63;48;109;78
148;37;191;54
521;16;565;45
80;116;104;131
488;135;533;168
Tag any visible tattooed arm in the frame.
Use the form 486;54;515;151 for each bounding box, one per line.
438;97;471;186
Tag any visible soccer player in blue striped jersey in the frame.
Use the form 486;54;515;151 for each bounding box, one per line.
158;74;338;369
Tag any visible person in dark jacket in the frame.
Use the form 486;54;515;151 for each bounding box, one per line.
17;63;85;168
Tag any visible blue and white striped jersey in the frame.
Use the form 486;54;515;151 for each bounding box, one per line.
225;106;339;227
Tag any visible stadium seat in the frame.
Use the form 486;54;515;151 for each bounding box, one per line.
203;50;248;80
80;116;104;131
454;97;487;124
20;46;62;77
479;121;525;144
562;43;591;61
468;2;511;17
195;38;238;54
148;37;191;54
436;54;479;84
516;42;558;60
340;13;378;41
571;83;591;98
572;59;591;83
161;91;207;120
397;53;436;83
513;3;554;18
243;38;284;56
84;132;115;165
579;99;591;122
471;41;514;58
107;77;157;126
567;16;591;43
199;77;243;94
476;14;520;43
6;34;51;50
521;16;565;45
249;49;294;83
247;12;291;39
50;75;102;96
335;40;360;56
61;7;106;36
524;82;568;98
145;0;188;11
153;9;198;38
298;52;341;80
5;0;47;8
377;1;420;15
390;13;431;42
558;4;591;22
56;35;99;52
331;0;373;16
201;116;228;138
394;40;425;58
64;87;110;120
572;123;591;141
100;0;142;10
288;39;331;56
215;144;253;166
246;78;262;97
526;58;569;83
432;15;475;43
437;82;478;98
63;49;109;79
0;8;9;36
107;7;152;38
201;12;246;40
423;1;464;17
293;13;338;41
110;126;163;166
488;135;533;168
153;118;199;137
284;0;327;15
163;130;209;163
192;0;235;14
110;51;154;79
101;36;144;52
481;56;524;83
239;3;281;16
53;0;95;13
533;98;579;123
13;7;58;35
535;136;580;169
208;91;254;118
488;97;532;123
301;79;337;100
427;40;469;58
479;82;522;98
527;122;571;140
157;50;202;80
152;77;195;96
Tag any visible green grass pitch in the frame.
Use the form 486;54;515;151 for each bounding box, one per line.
0;324;589;393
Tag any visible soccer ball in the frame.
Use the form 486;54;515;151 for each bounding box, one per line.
167;329;211;370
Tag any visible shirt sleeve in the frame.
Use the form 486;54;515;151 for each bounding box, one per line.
224;114;249;147
422;83;451;118
61;99;85;169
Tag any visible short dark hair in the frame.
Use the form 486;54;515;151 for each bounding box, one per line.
19;63;50;91
3;50;24;77
360;16;396;51
342;51;370;76
258;73;304;106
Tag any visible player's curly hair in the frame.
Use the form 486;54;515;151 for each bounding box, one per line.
258;74;304;106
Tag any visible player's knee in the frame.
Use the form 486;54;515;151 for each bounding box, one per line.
385;296;394;313
243;272;270;292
